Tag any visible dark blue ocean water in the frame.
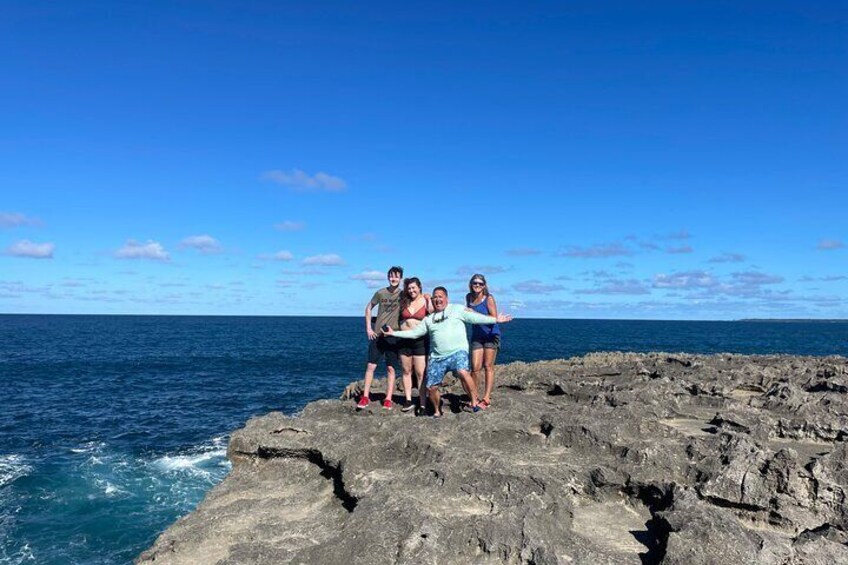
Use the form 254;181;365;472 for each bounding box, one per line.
1;315;846;564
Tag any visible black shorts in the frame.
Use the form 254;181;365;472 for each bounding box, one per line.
470;335;501;351
398;336;429;357
367;336;399;366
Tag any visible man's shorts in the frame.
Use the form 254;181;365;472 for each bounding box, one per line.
398;336;429;357
470;335;501;351
367;336;399;367
425;350;469;387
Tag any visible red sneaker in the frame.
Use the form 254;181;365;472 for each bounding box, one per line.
382;399;393;410
356;396;370;410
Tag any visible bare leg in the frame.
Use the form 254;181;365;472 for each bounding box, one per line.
470;347;484;394
400;354;414;402
414;355;427;407
482;348;498;404
456;369;478;407
362;362;377;398
385;366;396;403
428;386;442;416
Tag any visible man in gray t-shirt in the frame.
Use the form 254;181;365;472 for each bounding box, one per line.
356;266;403;411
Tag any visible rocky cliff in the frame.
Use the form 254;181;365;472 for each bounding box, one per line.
138;353;848;564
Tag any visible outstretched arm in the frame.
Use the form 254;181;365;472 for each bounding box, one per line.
385;321;428;340
459;309;514;325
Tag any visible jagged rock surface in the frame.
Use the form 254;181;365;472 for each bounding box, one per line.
138;353;848;564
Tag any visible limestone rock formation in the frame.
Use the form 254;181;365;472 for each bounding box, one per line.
138;353;848;564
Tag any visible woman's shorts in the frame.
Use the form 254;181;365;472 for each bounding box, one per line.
425;350;469;387
399;336;429;357
470;335;501;351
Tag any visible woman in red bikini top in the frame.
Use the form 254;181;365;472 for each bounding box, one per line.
398;277;433;413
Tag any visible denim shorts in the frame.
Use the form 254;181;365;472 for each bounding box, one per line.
425;350;469;387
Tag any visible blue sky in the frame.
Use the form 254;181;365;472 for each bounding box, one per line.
1;1;846;319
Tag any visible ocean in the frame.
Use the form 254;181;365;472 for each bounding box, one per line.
1;314;846;564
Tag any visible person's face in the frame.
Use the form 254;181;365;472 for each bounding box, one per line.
432;290;448;311
387;271;401;287
407;283;420;299
470;278;485;293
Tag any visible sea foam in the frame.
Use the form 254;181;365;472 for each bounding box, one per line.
0;454;31;488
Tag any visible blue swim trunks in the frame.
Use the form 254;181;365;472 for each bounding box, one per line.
426;350;469;387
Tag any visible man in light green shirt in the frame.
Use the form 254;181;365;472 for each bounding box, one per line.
386;286;513;417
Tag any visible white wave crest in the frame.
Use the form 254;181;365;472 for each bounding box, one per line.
151;438;231;477
0;454;32;487
70;441;106;454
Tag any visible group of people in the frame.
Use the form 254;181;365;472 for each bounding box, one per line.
357;266;513;418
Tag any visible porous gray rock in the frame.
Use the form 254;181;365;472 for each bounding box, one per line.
138;353;848;564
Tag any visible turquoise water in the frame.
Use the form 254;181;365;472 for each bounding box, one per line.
1;315;846;564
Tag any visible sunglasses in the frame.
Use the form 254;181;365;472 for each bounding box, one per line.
433;311;447;324
471;281;484;286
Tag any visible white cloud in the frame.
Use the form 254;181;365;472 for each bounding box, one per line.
6;239;54;259
351;271;386;288
555;242;633;258
262;169;347;192
576;279;651;295
180;234;221;253
653;271;718;289
708;252;746;263
350;270;385;281
818;239;845;250
731;271;784;285
664;229;692;240
0;212;40;229
273;250;294;261
275;220;306;232
512;279;566;294
666;245;693;254
506;247;541;256
258;250;295;261
456;265;511;276
115;240;170;262
302;253;344;266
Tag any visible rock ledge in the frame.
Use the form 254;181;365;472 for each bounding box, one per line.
138;353;848;564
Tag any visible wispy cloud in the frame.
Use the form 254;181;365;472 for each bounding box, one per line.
456;265;511;276
506;247;541;257
708;252;746;263
817;239;845;250
653;271;719;289
731;271;784;285
800;275;848;282
512;279;566;294
555;242;633;259
302;253;344;266
262;169;347;192
350;270;385;281
0;212;40;229
6;239;54;259
259;250;294;261
114;240;170;262
275;220;306;232
350;270;386;288
664;229;692;240
666;245;693;254
653;269;785;300
180;234;221;254
576;279;651;295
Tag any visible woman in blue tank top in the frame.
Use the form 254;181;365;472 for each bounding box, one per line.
465;274;501;410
